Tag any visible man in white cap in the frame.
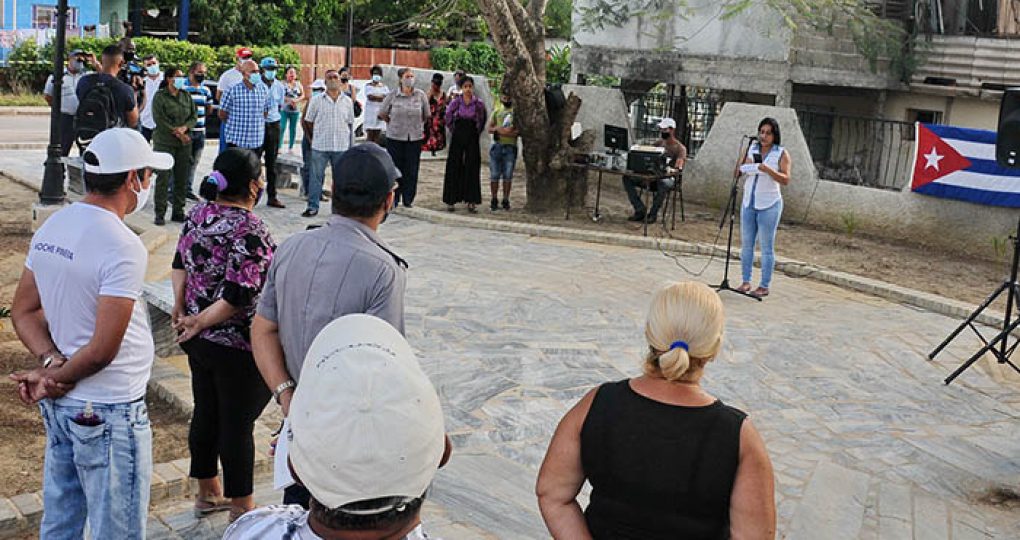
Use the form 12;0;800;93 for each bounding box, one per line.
10;128;172;539
226;314;450;540
622;117;688;224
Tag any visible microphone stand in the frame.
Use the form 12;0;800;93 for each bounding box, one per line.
715;135;761;301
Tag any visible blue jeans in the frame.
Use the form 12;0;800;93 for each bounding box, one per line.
308;149;345;212
39;397;152;540
489;143;517;181
622;176;669;218
740;199;783;288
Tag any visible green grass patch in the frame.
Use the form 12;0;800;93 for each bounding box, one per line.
0;93;46;107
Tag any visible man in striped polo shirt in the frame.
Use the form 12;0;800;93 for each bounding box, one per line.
182;61;212;201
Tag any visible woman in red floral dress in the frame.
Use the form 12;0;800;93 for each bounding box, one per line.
422;72;447;154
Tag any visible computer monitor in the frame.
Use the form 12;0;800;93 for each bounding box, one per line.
604;125;629;153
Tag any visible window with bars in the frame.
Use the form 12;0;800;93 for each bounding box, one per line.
32;5;78;30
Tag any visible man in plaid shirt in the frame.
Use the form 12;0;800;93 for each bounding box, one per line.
218;60;270;154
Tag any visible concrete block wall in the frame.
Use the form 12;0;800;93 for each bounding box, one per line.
684;102;1018;257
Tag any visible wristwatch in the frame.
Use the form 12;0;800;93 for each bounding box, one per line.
273;380;296;405
40;351;64;369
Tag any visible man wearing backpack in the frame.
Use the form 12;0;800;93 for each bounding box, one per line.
75;45;139;150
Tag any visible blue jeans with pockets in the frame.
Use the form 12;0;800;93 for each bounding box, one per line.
740;199;783;289
38;397;152;540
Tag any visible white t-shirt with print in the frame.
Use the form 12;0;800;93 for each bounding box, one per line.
223;505;438;540
25;203;154;403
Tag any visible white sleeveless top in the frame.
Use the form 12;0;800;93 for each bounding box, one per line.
741;143;785;210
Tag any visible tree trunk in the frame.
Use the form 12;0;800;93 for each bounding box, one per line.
477;0;585;213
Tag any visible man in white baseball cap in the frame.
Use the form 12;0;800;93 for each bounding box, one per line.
10;127;172;539
226;314;450;539
622;117;687;224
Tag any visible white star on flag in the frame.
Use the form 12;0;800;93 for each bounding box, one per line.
924;146;944;172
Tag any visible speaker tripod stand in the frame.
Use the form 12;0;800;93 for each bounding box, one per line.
929;215;1020;384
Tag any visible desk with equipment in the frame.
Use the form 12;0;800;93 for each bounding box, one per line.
568;124;684;236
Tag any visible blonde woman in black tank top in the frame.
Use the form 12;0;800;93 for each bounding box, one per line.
536;282;776;539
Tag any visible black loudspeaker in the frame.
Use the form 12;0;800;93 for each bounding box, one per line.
997;88;1020;168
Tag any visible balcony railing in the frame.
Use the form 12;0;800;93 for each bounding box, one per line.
796;109;915;190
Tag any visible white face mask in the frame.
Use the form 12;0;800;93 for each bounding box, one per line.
129;171;151;215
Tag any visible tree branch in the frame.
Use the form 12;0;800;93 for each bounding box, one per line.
528;0;548;22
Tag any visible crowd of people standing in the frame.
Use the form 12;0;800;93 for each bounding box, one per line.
13;39;785;539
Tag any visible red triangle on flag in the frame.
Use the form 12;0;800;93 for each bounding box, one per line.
912;124;972;190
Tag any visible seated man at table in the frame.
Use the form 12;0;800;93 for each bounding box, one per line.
624;118;687;224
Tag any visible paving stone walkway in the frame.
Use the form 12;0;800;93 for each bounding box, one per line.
4;148;1020;538
138;187;1020;539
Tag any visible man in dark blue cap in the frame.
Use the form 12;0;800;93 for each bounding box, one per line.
251;143;405;509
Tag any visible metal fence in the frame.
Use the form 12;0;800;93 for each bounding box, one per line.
621;87;723;157
796;109;915;190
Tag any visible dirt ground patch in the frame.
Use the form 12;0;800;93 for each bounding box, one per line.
414;160;1006;309
0;180;190;499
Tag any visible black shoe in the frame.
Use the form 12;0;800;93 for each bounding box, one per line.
154;216;165;226
301;209;318;218
627;211;646;222
186;192;198;201
490;197;498;211
171;213;186;223
645;214;658;224
404;203;413;208
502;199;510;210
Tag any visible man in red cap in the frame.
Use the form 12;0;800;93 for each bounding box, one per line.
217;47;254;153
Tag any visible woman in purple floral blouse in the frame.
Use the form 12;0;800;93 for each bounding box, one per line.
170;148;276;522
442;76;487;213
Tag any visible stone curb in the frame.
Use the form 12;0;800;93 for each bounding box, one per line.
395;206;1006;330
0;107;49;116
0;143;48;150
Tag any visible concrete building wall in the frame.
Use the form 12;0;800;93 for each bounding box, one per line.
684;102;1017;256
5;0;99;30
573;2;790;62
881;92;999;131
572;2;901;98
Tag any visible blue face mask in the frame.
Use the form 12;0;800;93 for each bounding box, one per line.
248;72;262;84
173;77;187;90
263;70;276;81
146;64;160;76
372;74;382;83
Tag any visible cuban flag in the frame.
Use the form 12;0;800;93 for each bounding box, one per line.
912;123;1020;207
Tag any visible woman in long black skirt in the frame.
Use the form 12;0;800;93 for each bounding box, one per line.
442;76;487;212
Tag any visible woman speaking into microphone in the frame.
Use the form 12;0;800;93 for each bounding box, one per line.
738;117;791;298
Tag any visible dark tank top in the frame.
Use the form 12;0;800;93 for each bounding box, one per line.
580;379;747;540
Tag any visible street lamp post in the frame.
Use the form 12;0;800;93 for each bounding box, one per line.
39;0;69;205
178;0;191;41
345;0;354;68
